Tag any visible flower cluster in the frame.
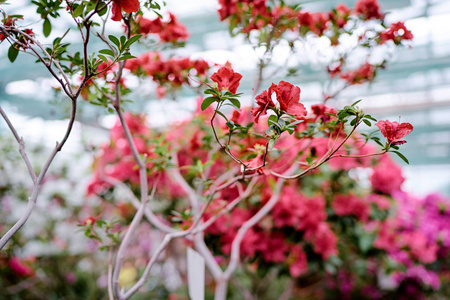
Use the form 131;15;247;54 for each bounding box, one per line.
372;191;449;290
340;62;376;85
216;0;414;102
380;22;414;45
132;13;189;43
0;15;35;47
125;52;210;97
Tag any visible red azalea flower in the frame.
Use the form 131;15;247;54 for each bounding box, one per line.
340;62;375;85
111;0;140;22
217;0;239;21
9;257;35;277
273;81;307;118
376;120;413;145
251;84;276;123
354;0;384;20
210;66;242;94
329;4;351;28
288;244;308;277
137;17;163;35
298;11;329;36
311;104;337;122
159;13;189;42
380;22;414;45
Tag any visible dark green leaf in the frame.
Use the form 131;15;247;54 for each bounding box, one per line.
364;114;377;122
8;44;19;63
98;54;108;63
124;34;142;48
227;98;240;109
108;35;121;49
204;88;218;96
351;99;362;107
120;35;126;47
72;3;85;18
267;115;278;128
117;54;136;61
43;18;51;37
98;5;107;16
222;102;240;112
99;49;115;57
373;139;384;147
363;119;371;127
201;97;216;111
391;150;409;164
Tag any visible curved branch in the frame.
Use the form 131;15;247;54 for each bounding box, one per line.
0;99;77;250
101;175;176;234
0;106;36;183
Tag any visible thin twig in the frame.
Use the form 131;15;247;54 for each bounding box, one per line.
0;106;36;183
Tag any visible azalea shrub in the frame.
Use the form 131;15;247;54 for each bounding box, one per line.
85;106;449;299
0;0;449;300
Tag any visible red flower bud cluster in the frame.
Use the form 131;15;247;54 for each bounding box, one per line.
340;62;375;85
125;52;210;96
354;0;384;20
133;13;189;43
380;22;414;45
0;16;34;47
218;0;385;38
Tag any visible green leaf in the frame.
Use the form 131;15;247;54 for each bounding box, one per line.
72;3;85;18
98;54;108;63
227;98;240;109
373;139;384;147
391;150;409;164
99;49;115;57
204;88;218;96
8;44;19;63
267;115;278;128
226;121;234;130
222;102;240;112
214;110;229;122
120;35;126;47
124;34;142;48
363;119;372;127
98;5;108;16
351;99;362;107
117;54;136;61
43;18;51;37
364;114;377;122
201;97;216;111
108;35;121;50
